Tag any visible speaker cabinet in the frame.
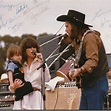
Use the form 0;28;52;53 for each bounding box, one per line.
45;86;81;110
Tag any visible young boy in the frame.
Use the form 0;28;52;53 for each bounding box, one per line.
6;45;34;109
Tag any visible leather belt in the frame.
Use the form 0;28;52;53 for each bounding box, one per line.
33;87;40;92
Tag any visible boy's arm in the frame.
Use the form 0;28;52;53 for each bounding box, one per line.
7;70;14;90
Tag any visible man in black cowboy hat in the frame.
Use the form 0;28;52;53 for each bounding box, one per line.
56;10;109;110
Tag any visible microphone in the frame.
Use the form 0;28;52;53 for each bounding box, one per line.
58;33;69;45
32;50;43;63
31;50;37;55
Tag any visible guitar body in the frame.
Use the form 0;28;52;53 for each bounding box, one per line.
56;56;81;88
56;58;74;82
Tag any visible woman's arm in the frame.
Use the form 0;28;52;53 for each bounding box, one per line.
9;79;24;93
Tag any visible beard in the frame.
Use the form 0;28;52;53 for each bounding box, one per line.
69;28;78;40
70;34;76;40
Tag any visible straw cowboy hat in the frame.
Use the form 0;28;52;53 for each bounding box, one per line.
56;10;93;27
0;73;9;83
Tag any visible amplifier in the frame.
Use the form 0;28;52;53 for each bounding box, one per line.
0;83;14;109
45;82;81;110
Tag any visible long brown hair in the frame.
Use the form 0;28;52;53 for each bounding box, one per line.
69;21;90;44
19;36;40;63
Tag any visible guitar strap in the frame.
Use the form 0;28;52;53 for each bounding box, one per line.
75;30;93;66
74;30;94;88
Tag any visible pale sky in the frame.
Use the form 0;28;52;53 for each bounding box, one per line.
0;0;111;53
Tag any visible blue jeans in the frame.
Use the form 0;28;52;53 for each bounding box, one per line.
79;74;109;110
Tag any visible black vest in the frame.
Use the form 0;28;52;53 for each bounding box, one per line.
79;41;109;88
8;60;25;82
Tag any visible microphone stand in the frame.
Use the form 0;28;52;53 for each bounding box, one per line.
37;44;61;110
40;34;65;47
47;49;69;59
37;33;69;109
48;43;72;68
37;45;60;70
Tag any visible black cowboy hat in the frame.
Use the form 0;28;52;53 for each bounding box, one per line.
56;10;93;27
